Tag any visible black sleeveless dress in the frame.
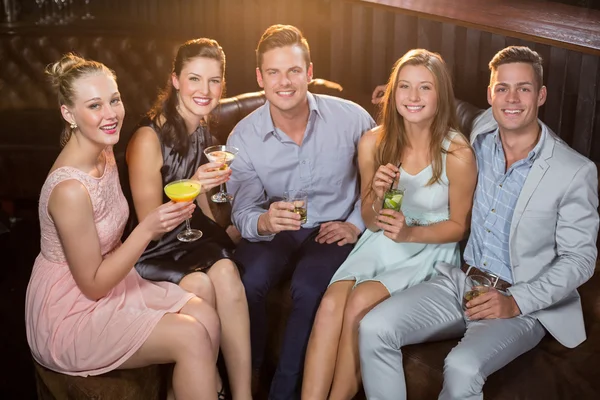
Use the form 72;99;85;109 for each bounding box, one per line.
124;118;238;284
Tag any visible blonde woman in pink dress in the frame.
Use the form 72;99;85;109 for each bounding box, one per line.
25;53;222;400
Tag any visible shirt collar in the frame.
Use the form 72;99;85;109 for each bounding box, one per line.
259;91;322;140
527;124;546;162
490;124;547;163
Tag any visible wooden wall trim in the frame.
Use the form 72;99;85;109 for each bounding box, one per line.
355;0;600;55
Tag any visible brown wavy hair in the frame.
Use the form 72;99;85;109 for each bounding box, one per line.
45;53;116;147
489;46;543;90
375;49;462;188
256;24;311;71
148;38;226;156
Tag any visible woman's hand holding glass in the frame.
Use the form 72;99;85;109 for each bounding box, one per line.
372;163;400;200
192;162;232;194
139;200;196;241
375;208;412;242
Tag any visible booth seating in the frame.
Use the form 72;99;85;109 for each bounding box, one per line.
33;363;164;400
26;89;600;399
3;33;598;399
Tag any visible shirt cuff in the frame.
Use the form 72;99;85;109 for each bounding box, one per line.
345;209;365;233
244;211;276;242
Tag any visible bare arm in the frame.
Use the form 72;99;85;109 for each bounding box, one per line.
358;129;380;232
126;126;164;226
376;136;477;244
358;127;398;232
50;180;194;301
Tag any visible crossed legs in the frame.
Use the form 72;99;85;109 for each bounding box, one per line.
179;260;251;400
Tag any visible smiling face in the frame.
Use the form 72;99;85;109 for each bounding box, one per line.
488;62;546;136
61;72;124;147
256;45;313;117
394;64;438;127
172;56;223;121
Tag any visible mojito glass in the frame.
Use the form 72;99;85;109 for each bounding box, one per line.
382;188;404;212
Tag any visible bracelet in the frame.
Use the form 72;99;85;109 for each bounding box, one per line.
371;197;382;215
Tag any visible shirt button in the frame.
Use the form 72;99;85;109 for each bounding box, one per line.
499;184;503;188
483;262;488;266
491;208;496;213
486;228;491;233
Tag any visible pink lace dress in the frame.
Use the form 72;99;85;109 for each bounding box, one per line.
25;148;195;376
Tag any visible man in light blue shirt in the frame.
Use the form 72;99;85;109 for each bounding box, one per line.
226;25;375;400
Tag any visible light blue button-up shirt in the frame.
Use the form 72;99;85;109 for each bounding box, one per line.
226;92;375;242
464;126;546;283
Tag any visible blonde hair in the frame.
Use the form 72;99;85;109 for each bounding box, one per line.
375;49;463;188
46;53;116;146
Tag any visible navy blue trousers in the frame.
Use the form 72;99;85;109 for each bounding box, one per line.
235;227;353;400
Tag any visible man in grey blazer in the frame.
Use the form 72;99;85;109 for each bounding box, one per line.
359;46;599;399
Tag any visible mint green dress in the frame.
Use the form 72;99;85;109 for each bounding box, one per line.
330;132;461;294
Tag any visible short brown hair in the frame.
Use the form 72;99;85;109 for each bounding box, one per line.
489;46;544;90
256;24;310;70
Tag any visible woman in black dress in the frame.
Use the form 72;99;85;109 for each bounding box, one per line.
125;38;251;400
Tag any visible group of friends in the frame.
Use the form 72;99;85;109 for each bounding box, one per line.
24;23;599;400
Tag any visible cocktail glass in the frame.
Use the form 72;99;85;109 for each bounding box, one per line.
164;179;202;242
283;189;308;224
203;145;239;203
382;188;404;212
463;274;492;310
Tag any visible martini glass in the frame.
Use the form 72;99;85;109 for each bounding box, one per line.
164;179;202;242
203;145;239;203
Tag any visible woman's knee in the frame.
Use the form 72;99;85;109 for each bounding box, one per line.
344;287;386;325
180;272;215;302
163;314;214;360
209;260;241;286
317;287;349;319
209;259;246;301
181;297;221;336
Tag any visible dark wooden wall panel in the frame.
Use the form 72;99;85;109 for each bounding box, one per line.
4;0;600;162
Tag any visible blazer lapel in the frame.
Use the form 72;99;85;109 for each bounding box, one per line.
509;127;556;239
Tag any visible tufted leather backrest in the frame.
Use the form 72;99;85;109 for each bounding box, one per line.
0;33;180;117
210;91;267;145
0;30;345;201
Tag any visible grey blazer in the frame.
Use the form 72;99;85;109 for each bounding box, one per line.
471;108;599;348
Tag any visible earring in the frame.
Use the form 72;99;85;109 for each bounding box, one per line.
70;122;77;130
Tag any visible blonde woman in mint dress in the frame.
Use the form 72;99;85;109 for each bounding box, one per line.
302;49;478;400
